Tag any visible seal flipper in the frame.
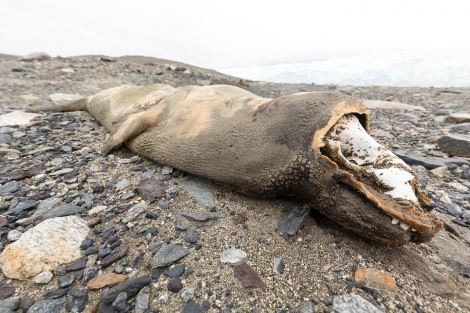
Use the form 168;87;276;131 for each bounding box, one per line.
26;98;89;112
101;105;165;154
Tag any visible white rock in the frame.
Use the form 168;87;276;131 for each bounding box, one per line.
220;248;247;265
0;216;89;279
0;111;41;127
7;229;22;241
430;166;448;177
33;271;53;284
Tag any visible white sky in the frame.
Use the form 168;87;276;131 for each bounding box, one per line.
1;0;469;69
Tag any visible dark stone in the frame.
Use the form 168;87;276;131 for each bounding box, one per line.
174;211;227;230
145;211;160;220
23;299;35;312
65;257;87;271
165;264;185;278
100;275;151;304
101;226;116;241
165;187;178;199
0;295;21;312
202;300;211;310
92;184;105;194
58;274;75;288
134;178;168;202
233;263;265;291
0;181;20;195
277;202;310;235
43;288;69;299
0;283;15;300
111;292;127;311
394;149;469;169
159;200;170;210
26;297;66;313
40;204;84;220
184;229;199;243
181;300;204;313
129;253;144;268
151;271;162;280
437;134;470;157
85;247;99;256
151;243;189;268
3;199;37;216
2;164;44;181
83;267;99;284
80;238;94;250
99;245;113;259
75;271;84;281
65;289;88;312
101;243;129;268
167;278;183;292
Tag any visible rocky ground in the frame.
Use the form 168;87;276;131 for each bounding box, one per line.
0;52;469;313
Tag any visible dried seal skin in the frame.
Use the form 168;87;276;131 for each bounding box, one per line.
28;84;443;245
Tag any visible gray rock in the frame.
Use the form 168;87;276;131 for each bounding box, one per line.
278;202;310;235
65;289;88;313
57;274;75;288
181;300;204;313
112;292;127;311
49;168;74;176
180;176;214;208
134;286;150;313
7;229;22;241
0;181;19;195
40;204;84;221
175;211;227;230
448;122;470;132
21;52;51;61
274;257;285;274
33;271;53;284
16;197;63;226
0;133;12;144
4;199;37;216
332;294;383;313
100;275;151;304
26;296;66;313
122;202;147;223
290;301;314;313
165;264;185;278
445;203;463;217
220;248;247;265
0;296;21;312
151;243;189;268
181;287;194;302
161;166;173;175
394;149;469;169
437;134;470;158
184;229;199;243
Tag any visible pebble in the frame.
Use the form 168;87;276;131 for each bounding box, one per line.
181;300;205;313
151;243;189;268
122;202;148;223
332;294;383;313
33;271;53;284
100;275;151;304
174;210;227;230
167;278;183;292
181;286;194;302
0;295;21;312
277;202;311;235
437;134;470;157
0;283;15;300
290;301;314;313
26;296;66;313
65;289;88;313
101;243;129;268
445;203;463;217
180;176;215;208
220;248;247;265
233;262;265;291
57;274;75;288
184;229;199;243
134;286;150;313
165;264;185;278
7;229;22;241
0;181;20;195
354;268;397;292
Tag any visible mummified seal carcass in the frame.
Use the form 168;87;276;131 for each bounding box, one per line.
29;84;443;245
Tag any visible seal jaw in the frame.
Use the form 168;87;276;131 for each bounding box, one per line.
319;112;443;244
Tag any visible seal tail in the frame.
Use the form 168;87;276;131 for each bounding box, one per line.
26;97;88;112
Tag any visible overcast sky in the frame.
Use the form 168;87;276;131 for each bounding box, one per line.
1;0;469;69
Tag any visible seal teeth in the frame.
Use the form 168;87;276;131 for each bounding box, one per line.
400;222;411;231
411;228;417;232
391;217;400;225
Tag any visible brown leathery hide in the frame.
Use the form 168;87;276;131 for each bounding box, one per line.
28;84;443;245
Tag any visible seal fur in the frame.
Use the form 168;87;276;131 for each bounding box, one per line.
29;84;443;245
